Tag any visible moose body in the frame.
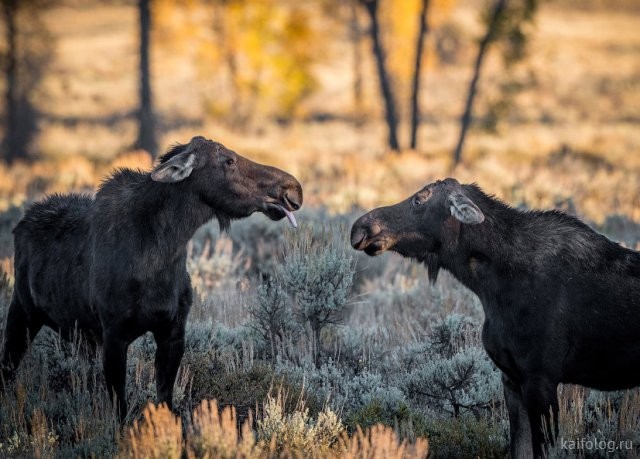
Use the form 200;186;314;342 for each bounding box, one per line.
351;178;640;458
1;136;302;419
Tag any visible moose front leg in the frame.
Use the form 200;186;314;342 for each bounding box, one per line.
153;324;185;411
103;329;130;422
503;374;533;459
523;376;559;458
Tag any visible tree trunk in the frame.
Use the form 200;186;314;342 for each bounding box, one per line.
310;319;321;367
135;0;157;157
2;0;21;163
350;0;363;121
212;5;239;103
360;0;399;151
409;0;430;150
453;0;507;165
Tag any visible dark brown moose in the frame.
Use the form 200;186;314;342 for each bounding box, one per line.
351;178;640;458
1;136;302;420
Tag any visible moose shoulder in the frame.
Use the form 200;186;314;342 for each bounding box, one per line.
351;178;640;458
1;136;302;420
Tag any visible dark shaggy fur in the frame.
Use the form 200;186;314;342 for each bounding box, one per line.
351;178;640;458
158;142;190;164
1;136;302;420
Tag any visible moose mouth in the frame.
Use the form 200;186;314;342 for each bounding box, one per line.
263;196;299;228
364;239;395;256
352;235;395;256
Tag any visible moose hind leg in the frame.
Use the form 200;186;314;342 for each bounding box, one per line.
523;377;559;458
153;325;185;411
1;297;42;382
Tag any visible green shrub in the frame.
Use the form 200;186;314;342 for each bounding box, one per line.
418;414;508;458
277;224;356;363
247;277;300;359
403;314;502;418
257;393;344;456
345;399;413;432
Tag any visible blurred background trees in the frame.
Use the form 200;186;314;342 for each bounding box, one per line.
1;0;19;163
0;0;638;227
409;0;431;150
358;0;400;151
454;0;538;164
0;0;546;161
1;0;54;163
135;0;158;157
453;0;508;165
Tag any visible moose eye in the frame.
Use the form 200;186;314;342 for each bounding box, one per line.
225;158;236;166
413;196;422;207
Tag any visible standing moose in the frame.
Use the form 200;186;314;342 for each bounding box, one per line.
1;136;303;420
351;178;640;458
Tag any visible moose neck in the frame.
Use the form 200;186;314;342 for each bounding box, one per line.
95;170;219;267
437;188;520;300
146;180;217;257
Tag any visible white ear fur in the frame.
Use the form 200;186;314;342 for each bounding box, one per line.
151;153;195;183
448;192;484;225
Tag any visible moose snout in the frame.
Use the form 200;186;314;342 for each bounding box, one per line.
350;217;382;250
281;180;303;211
283;189;302;211
351;226;367;250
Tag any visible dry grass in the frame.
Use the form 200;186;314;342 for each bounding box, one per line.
187;400;258;459
120;398;429;459
556;386;640;440
338;425;429;459
120;403;183;459
3;139;638;223
0;150;153;210
187;237;248;295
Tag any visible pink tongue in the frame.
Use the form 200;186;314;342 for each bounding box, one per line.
277;205;297;228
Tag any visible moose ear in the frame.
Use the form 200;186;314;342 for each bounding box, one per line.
448;192;484;224
151;152;195;183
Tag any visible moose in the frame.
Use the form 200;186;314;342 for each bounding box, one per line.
351;178;640;458
1;136;303;420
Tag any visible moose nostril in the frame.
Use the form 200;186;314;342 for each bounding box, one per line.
370;223;382;236
284;192;301;210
